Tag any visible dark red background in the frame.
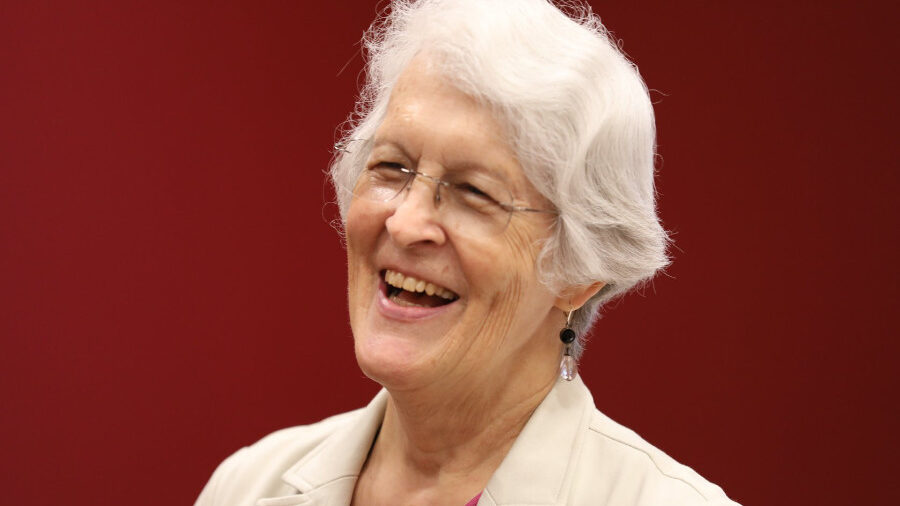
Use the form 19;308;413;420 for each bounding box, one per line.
2;1;898;504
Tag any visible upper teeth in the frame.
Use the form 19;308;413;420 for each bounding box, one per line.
385;269;457;300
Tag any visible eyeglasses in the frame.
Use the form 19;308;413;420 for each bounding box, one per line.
352;163;557;237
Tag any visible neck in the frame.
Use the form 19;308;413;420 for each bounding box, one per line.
362;350;559;494
388;375;555;470
351;307;566;505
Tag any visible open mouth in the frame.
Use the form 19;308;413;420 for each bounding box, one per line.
382;269;459;308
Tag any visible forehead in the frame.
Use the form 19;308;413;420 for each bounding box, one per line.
372;56;530;189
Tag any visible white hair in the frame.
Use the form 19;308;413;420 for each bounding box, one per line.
329;0;669;359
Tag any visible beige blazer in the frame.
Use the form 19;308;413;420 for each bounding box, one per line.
195;376;740;505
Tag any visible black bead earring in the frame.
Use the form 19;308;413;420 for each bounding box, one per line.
559;310;577;381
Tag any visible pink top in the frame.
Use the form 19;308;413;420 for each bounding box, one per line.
465;492;483;506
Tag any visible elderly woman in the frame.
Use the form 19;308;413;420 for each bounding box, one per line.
197;1;738;505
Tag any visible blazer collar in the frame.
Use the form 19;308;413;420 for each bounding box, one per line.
480;376;594;505
265;377;594;506
278;389;389;502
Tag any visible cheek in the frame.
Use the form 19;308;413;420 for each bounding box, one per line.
345;199;387;259
463;224;546;351
344;200;366;245
345;201;386;308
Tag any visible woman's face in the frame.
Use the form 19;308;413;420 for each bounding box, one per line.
346;57;563;392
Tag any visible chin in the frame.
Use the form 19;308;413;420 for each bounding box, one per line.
353;331;437;391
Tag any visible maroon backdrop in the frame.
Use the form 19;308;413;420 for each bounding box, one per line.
2;1;898;504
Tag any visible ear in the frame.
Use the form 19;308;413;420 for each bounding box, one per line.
553;282;606;312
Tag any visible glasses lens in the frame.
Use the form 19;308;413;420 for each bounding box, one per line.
353;165;412;202
442;182;513;237
351;167;515;237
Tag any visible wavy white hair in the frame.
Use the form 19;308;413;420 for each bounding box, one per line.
329;0;669;359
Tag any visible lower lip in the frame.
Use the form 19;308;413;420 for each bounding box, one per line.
376;278;456;321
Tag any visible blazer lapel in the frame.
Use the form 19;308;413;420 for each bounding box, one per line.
256;479;357;506
257;390;390;506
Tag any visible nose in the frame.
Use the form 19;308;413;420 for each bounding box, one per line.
384;177;448;247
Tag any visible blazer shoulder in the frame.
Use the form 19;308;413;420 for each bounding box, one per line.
574;409;740;505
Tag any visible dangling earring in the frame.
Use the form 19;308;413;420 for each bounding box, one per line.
559;310;577;381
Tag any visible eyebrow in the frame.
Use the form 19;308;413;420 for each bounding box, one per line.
370;139;410;159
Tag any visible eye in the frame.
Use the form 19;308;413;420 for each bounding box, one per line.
452;181;503;213
369;162;409;182
370;161;405;171
457;182;492;199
